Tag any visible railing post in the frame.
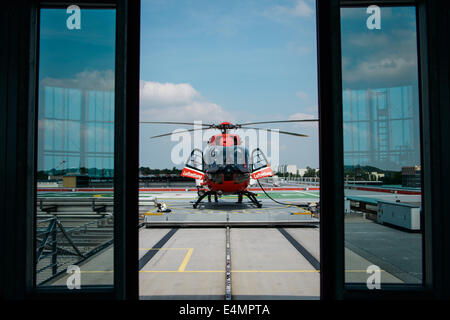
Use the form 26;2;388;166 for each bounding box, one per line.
51;224;57;276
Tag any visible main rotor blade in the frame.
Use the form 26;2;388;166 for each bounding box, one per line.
237;119;318;126
141;121;213;127
243;127;309;137
149;127;217;139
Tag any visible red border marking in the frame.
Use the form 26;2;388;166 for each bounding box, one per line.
37;186;420;195
348;186;421;195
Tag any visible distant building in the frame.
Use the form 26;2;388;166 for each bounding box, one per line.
402;166;421;188
279;164;298;175
369;171;385;181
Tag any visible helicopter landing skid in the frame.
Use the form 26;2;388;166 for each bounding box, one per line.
238;191;262;208
193;190;218;208
192;190;262;208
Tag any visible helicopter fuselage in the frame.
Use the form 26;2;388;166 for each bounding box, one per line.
181;132;272;195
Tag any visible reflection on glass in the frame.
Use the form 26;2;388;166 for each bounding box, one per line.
341;6;422;285
36;8;116;286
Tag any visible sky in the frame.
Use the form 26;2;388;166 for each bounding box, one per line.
139;0;319;170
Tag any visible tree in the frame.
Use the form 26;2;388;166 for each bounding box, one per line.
303;166;317;178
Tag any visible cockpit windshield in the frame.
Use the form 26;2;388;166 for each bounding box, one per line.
204;145;248;166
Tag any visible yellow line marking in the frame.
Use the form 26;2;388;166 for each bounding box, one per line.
78;269;386;274
139;248;189;250
82;270;316;274
139;270;223;273
177;248;194;272
138;270;319;273
140;270;182;273
232;270;319;273
291;212;312;215
144;211;164;216
345;270;386;273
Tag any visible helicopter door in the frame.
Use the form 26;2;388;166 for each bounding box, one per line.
181;148;205;184
250;148;273;180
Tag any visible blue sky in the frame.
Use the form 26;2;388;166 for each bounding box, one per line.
39;9;116;81
140;0;318;114
139;0;319;170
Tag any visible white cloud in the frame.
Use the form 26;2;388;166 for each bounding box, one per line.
347;33;389;48
295;91;309;101
291;0;314;17
264;0;314;22
289;112;316;120
139;80;235;123
140;81;199;107
289;111;318;128
342;28;418;89
41;70;114;91
343;56;417;89
288;43;314;56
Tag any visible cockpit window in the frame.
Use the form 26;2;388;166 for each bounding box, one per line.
204;146;248;166
186;149;203;171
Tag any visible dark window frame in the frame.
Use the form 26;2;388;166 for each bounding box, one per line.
318;0;449;299
1;0;450;301
0;0;139;299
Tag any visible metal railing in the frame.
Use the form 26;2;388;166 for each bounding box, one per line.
36;215;113;285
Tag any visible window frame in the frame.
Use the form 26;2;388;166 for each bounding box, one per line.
318;0;443;299
2;0;450;301
17;0;139;299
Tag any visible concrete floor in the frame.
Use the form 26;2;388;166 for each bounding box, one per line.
139;228;226;299
47;224;416;295
344;214;422;284
50;247;114;286
41;188;423;296
230;228;320;299
139;226;321;300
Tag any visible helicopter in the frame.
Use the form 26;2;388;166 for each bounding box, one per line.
143;119;317;208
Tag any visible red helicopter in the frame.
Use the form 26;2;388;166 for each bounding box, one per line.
144;120;316;208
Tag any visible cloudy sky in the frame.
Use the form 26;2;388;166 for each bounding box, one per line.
139;0;319;170
340;6;421;171
37;3;420;172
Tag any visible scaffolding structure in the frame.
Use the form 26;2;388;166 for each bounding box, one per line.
37;85;115;178
343;85;420;171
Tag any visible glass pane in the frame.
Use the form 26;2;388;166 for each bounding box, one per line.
341;6;423;286
139;0;320;299
36;7;116;287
